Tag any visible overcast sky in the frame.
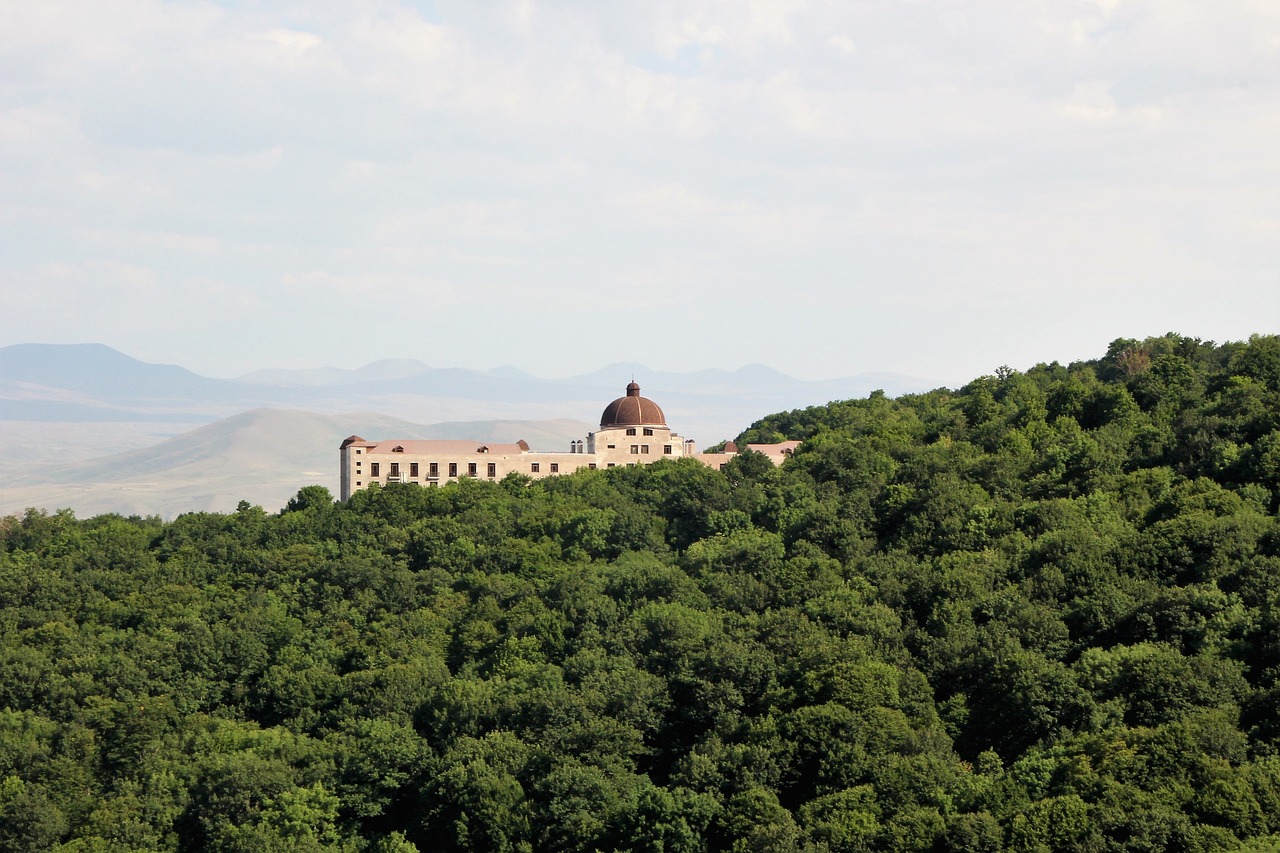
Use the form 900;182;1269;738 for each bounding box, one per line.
2;1;1277;386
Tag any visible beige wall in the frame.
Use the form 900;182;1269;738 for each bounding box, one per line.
588;424;694;469
340;443;600;499
339;432;792;500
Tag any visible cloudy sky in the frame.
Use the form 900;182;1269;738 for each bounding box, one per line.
2;1;1277;386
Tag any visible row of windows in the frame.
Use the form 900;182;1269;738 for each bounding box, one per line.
360;446;675;482
625;428;656;436
356;458;623;490
632;445;676;455
363;460;566;479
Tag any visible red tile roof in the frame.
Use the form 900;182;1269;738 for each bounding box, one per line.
363;440;529;455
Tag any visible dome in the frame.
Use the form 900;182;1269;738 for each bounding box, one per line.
600;381;667;429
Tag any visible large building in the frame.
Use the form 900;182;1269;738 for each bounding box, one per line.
339;381;799;500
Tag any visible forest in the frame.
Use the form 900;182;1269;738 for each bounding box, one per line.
2;332;1279;852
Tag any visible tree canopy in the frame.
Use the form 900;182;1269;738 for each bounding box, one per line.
2;333;1279;851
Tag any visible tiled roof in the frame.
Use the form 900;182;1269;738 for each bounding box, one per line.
746;440;801;461
363;440;529;455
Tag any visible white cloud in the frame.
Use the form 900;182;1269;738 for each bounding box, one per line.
0;0;1276;382
248;27;322;58
1057;81;1119;122
827;34;856;55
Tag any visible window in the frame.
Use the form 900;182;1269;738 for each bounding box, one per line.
607;444;616;449
449;463;458;477
630;445;639;454
531;463;540;473
607;463;616;468
390;462;400;477
550;463;559;473
626;428;636;436
468;463;477;477
410;462;419;477
589;463;597;469
370;462;380;476
641;445;649;454
487;463;496;477
356;481;362;486
355;449;361;454
643;428;654;436
664;445;672;454
429;462;439;476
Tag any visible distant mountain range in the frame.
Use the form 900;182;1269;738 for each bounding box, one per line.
0;343;939;517
1;409;587;518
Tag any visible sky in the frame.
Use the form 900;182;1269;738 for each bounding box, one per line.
1;1;1277;387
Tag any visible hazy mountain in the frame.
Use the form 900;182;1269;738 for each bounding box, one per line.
0;343;241;402
487;365;541;382
238;358;435;386
1;408;588;518
0;342;941;517
0;399;211;423
561;361;794;390
0;343;938;428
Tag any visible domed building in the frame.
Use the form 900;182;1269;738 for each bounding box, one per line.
585;381;693;467
339;382;798;499
599;381;666;430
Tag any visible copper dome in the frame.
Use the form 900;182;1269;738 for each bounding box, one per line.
600;381;667;429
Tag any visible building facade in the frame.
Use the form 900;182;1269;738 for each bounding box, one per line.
339;381;798;500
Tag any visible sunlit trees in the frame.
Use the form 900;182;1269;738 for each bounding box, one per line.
1;334;1279;849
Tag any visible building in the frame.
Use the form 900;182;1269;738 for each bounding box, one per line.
339;381;799;500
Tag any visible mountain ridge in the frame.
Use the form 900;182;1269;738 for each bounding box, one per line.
0;342;938;402
2;408;589;517
0;342;941;517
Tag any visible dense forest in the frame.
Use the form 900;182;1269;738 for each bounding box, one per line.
2;333;1280;852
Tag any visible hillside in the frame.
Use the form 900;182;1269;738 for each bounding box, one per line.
0;343;938;517
0;410;588;517
0;333;1277;851
0;342;937;451
0;343;236;402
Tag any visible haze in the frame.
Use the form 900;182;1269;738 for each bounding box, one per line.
2;1;1277;385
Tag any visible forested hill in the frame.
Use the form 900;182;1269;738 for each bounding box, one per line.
2;332;1279;852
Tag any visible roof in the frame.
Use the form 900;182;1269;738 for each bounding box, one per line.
746;440;802;462
693;440;802;468
362;440;530;455
600;381;667;428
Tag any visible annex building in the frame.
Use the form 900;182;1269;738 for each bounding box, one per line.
339;381;799;500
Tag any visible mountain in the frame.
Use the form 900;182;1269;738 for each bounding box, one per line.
561;362;795;390
0;343;939;431
0;409;588;518
237;359;435;387
0;342;941;516
0;343;242;403
5;334;1280;851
